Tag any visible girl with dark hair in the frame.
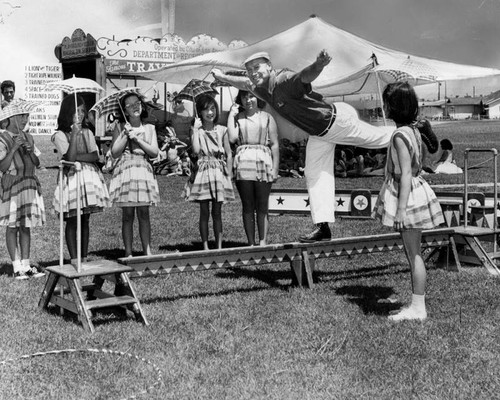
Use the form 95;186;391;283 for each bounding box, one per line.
0;103;45;279
373;81;444;321
109;93;159;257
227;90;279;246
52;95;110;265
184;94;234;250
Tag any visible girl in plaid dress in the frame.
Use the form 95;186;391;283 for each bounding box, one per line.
0;104;45;279
52;95;110;265
373;82;444;321
109;93;159;257
185;94;234;250
227;90;279;246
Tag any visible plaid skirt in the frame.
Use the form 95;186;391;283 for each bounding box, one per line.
0;174;45;228
372;175;444;229
184;157;234;203
109;153;159;207
53;162;110;218
233;144;274;182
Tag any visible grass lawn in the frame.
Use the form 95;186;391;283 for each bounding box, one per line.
0;120;499;399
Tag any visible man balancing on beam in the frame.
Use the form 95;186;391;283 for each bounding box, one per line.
212;50;393;242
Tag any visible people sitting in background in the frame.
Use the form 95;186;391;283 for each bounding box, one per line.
278;138;305;178
363;148;387;175
433;138;463;174
153;120;191;176
170;98;193;145
334;146;385;177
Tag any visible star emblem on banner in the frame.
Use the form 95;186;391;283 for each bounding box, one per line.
355;196;368;210
277;196;284;205
304;198;310;207
337;198;345;207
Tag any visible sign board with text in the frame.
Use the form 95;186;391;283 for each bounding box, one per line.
60;29;99;60
98;33;247;75
24;64;63;135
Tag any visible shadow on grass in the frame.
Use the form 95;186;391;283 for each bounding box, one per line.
140;265;293;305
159;240;249;252
314;263;408;284
141;284;281;305
43;304;134;330
0;262;12;276
336;285;402;316
89;248;134;259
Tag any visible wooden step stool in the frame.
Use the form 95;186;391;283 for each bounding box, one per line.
39;161;149;332
38;259;148;333
452;226;500;276
452;147;500;277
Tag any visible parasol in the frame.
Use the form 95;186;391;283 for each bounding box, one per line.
0;99;41;121
90;87;145;120
43;74;104;112
371;57;438;85
369;56;438;125
174;79;218;102
173;79;219;119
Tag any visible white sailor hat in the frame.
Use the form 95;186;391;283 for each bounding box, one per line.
243;52;271;66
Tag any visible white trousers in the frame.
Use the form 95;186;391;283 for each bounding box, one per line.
304;102;393;223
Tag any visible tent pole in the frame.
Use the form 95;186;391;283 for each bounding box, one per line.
220;87;224;111
164;82;167;122
375;72;387;126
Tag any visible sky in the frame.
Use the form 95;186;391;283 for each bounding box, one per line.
1;0;500;100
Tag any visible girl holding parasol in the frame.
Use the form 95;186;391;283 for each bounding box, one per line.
108;92;159;257
52;95;110;266
0;100;45;279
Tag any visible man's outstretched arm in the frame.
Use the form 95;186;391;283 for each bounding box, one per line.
211;68;253;91
299;50;332;84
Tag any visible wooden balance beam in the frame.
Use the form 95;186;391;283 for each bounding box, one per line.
118;228;456;289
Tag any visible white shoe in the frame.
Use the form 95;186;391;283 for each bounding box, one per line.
27;267;45;279
388;307;427;322
14;267;44;280
14;270;29;280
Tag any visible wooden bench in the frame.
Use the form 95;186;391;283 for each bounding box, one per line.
119;228;456;289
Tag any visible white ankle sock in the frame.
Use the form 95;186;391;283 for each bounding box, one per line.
21;259;31;272
411;294;426;313
12;259;23;273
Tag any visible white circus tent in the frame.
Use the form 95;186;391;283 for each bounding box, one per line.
138;15;500;97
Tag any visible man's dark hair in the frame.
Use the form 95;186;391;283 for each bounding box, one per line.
1;80;15;93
